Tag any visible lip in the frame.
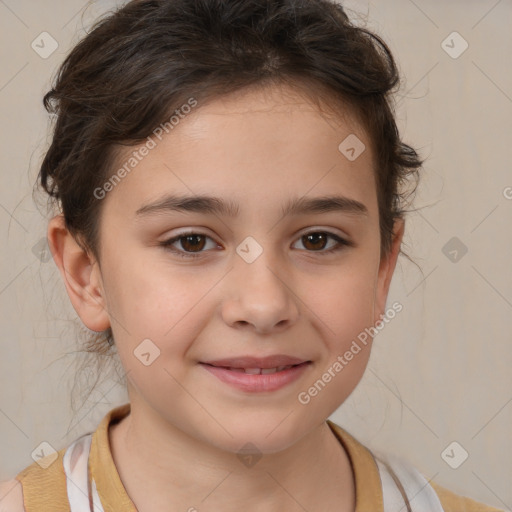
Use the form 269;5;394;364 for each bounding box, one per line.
199;355;312;393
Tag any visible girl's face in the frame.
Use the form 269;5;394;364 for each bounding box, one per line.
81;84;402;453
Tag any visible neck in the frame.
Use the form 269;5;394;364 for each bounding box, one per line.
109;401;355;512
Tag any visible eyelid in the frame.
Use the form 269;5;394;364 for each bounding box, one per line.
294;230;353;251
159;230;220;257
298;226;351;241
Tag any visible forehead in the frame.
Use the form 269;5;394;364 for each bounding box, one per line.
183;82;369;150
103;83;377;221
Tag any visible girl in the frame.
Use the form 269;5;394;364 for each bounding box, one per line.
0;0;505;510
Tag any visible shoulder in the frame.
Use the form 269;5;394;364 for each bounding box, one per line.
431;481;507;512
8;446;70;511
372;450;505;512
0;478;25;512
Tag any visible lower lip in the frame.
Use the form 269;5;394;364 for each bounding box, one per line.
200;362;311;392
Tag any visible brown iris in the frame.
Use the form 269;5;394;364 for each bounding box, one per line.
180;234;206;252
301;233;329;251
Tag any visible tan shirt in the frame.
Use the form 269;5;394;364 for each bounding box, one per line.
14;403;504;511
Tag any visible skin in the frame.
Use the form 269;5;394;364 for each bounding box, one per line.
44;83;404;512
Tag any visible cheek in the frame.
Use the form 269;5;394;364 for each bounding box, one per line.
101;249;216;360
301;255;378;397
309;257;377;343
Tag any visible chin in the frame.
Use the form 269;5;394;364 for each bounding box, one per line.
196;415;312;456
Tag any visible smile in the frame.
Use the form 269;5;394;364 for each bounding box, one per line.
199;360;311;392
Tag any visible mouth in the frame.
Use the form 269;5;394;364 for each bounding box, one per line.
199;356;312;392
201;354;309;369
206;364;300;374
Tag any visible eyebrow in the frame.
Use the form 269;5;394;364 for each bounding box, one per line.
135;193;368;218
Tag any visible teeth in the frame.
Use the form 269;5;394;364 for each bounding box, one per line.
225;365;296;374
243;368;261;374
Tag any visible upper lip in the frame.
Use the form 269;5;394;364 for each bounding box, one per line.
201;355;310;369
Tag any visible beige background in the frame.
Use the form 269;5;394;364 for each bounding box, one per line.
0;0;511;509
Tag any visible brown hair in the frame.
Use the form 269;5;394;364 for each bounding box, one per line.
37;0;423;409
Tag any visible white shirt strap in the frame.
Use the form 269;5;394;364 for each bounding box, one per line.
62;433;104;512
376;454;445;512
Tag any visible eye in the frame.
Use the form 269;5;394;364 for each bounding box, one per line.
160;232;219;259
160;230;353;259
292;231;352;255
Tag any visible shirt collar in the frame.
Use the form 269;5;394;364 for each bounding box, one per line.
90;403;383;512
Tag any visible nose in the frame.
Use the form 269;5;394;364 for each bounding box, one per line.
221;252;300;335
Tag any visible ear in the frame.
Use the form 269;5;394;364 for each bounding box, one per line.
373;217;405;324
47;214;111;332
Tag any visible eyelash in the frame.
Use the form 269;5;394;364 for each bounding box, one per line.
159;230;352;259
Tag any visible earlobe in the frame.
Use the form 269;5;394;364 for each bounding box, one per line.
47;215;111;332
374;217;405;324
